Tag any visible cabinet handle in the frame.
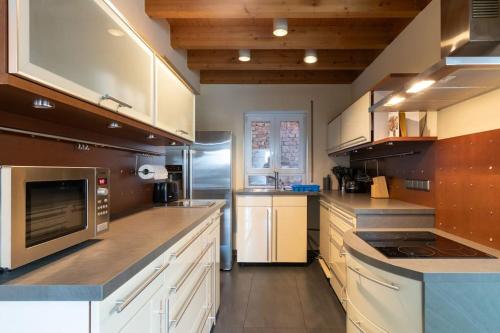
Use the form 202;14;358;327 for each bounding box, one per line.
169;223;210;259
176;129;189;135
348;265;400;291
115;263;169;313
169;266;211;329
338;136;368;148
339;246;348;257
349;317;367;333
170;241;213;294
319;200;332;209
211;212;224;223
100;94;132;110
274;209;278;262
196;303;213;333
266;208;271;262
330;205;355;225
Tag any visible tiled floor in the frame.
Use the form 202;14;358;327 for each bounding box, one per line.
213;260;346;333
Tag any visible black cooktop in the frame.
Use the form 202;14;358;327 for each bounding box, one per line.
355;231;495;259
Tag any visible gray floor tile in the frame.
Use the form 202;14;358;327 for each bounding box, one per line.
244;278;305;328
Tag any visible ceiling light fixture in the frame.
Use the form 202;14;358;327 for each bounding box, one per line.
303;49;318;64
273;18;288;37
107;28;124;37
406;80;436;94
384;95;406;107
107;121;122;129
32;98;55;110
238;49;251;62
146;133;156;140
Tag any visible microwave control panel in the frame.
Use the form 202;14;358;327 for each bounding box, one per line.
95;168;110;233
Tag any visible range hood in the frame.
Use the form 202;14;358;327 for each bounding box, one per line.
371;0;500;112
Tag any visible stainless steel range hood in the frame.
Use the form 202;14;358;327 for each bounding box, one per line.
371;0;500;112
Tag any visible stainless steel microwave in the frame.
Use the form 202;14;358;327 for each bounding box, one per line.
0;166;110;270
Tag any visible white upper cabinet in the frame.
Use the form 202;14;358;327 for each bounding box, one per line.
155;57;195;141
327;116;342;153
340;92;371;149
8;0;155;124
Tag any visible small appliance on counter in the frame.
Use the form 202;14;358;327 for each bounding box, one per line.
0;166;111;270
332;166;371;193
153;180;179;204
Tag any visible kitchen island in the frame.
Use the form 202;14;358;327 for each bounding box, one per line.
0;202;225;333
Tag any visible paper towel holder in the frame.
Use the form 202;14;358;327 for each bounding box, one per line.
134;154;156;176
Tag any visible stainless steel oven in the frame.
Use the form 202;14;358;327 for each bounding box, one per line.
0;166;110;270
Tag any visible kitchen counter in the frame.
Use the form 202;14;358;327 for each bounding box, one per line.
320;191;435;215
0;201;225;301
344;228;500;282
235;188;321;196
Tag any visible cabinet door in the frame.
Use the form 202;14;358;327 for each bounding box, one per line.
9;0;155;124
319;203;331;265
340;92;371;149
236;206;271;263
155;57;195;141
120;289;164;333
327;116;342;152
274;206;307;263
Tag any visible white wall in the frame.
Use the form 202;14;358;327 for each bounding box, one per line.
351;0;441;100
110;0;200;92
195;84;352;189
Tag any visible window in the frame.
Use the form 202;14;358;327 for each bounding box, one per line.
245;112;307;187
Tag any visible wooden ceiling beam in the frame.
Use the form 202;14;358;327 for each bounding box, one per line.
200;70;361;84
170;18;410;50
188;49;380;70
146;0;430;19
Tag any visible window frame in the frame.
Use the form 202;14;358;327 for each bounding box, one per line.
244;112;308;188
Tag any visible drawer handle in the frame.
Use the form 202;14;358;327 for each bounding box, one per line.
348;266;400;291
170;223;210;259
319;200;332;209
100;94;132;110
340;246;348;257
170;241;213;294
115;263;169;313
169;266;211;329
330;206;354;224
176;129;189;135
196;303;213;333
349;317;367;333
210;212;224;224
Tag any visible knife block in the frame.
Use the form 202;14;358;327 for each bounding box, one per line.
371;176;389;198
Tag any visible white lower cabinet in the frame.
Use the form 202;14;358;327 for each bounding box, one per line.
346;254;423;333
236;195;307;263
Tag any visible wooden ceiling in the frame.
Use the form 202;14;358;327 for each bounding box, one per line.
146;0;431;84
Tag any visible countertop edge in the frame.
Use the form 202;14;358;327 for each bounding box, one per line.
0;202;225;302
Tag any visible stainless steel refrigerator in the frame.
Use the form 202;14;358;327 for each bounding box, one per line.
191;131;233;270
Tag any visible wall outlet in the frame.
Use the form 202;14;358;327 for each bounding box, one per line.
405;179;431;192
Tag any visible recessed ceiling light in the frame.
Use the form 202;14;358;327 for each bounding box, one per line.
384;95;406;107
273;18;288;37
406;80;436;94
238;49;251;62
107;121;122;129
146;133;156;140
304;49;318;64
107;28;124;37
32;98;55;110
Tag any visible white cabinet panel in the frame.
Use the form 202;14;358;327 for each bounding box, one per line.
155;57;195;141
236;206;271;262
274;205;307;263
9;0;154;124
327;116;342;152
346;254;423;333
319;202;331;265
340;92;371;149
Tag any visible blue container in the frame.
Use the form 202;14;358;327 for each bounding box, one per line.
291;184;320;192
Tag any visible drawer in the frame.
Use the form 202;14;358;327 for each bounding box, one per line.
90;253;166;332
346;254;423;333
168;253;212;333
272;195;307;207
193;302;214;333
329;267;346;311
329;236;346;286
329;205;356;229
347;300;388;333
236;195;272;207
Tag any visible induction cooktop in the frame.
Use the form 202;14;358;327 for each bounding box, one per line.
355;231;495;259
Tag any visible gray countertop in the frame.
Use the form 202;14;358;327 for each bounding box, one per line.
0;201;225;301
235;188;321;196
344;228;500;282
320;191;435;215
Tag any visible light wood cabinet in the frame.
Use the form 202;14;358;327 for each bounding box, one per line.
236;195;307;263
346;254;423;333
319;202;331;265
8;0;155;124
327;116;342;152
155;57;195;141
